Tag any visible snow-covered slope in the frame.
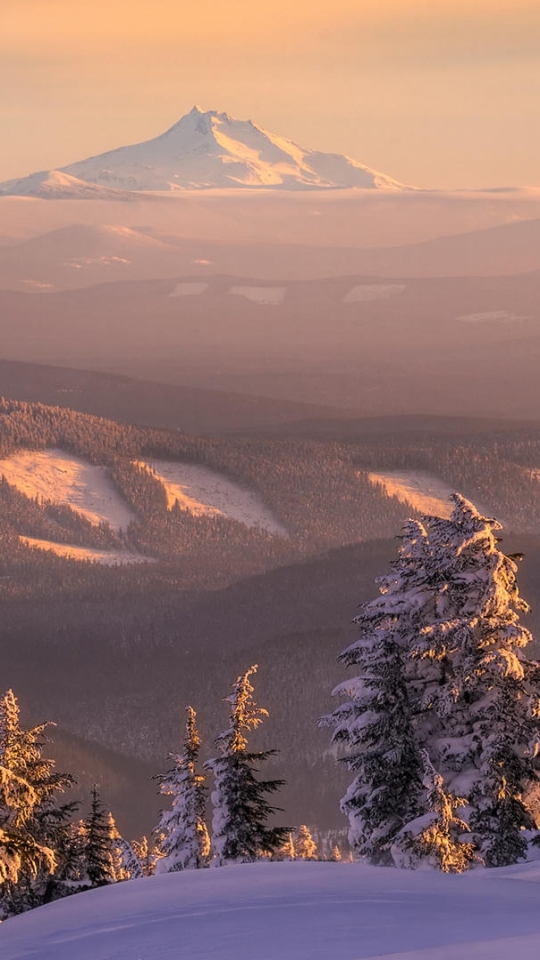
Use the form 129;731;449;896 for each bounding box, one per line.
0;449;135;531
0;170;133;200
141;460;287;535
3;861;540;960
0;106;408;195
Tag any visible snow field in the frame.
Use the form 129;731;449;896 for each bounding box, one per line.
19;537;149;566
4;861;540;960
229;285;287;305
0;449;136;532
140;460;287;536
344;283;406;302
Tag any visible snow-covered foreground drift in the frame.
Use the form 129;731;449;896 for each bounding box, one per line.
0;449;135;531
142;460;287;536
3;862;540;960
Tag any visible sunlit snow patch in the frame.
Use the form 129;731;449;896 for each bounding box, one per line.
229;286;286;305
368;471;457;519
140;460;287;536
368;470;497;523
0;449;136;532
168;281;209;297
344;284;406;302
19;537;150;566
458;311;529;324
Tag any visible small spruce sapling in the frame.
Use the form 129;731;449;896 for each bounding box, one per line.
392;751;478;873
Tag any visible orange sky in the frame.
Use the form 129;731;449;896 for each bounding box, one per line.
2;0;539;187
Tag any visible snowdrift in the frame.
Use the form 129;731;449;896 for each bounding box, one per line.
3;861;540;960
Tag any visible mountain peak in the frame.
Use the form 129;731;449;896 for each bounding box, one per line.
0;108;411;196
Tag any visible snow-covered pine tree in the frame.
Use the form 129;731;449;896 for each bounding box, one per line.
410;496;540;866
321;521;427;864
293;824;318;860
206;666;289;865
392;751;477;873
155;706;210;872
82;787;116;887
0;690;75;914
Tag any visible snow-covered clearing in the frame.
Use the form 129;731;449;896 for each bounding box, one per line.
229;285;286;305
140;460;287;536
368;470;457;518
458;310;528;324
4;861;540;960
344;283;406;302
19;537;149;566
368;471;497;525
0;449;136;532
168;281;209;296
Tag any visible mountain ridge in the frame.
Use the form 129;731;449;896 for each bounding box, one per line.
0;105;410;196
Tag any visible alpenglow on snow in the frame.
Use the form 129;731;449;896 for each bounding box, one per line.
0;106;409;197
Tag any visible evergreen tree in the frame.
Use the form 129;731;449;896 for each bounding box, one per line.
206;666;289;865
321;522;426;864
82;787;116;887
0;690;75;914
293;825;317;860
410;497;540;866
155;706;210;872
392;751;478;873
324;499;540;868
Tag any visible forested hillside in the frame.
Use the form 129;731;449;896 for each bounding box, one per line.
2;396;540;834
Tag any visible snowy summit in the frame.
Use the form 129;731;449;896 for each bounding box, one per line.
0;105;408;196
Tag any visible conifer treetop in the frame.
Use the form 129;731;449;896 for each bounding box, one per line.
216;666;268;755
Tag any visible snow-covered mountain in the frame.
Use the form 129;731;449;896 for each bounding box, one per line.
0;106;409;195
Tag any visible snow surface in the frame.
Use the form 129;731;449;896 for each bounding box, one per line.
168;281;209;296
4;861;540;960
141;460;287;536
0;449;136;531
229;285;287;305
344;284;406;302
19;536;149;566
0;106;408;195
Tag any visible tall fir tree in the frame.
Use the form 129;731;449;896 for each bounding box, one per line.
155;706;210;872
324;500;540;868
206;666;289;865
409;497;540;866
321;521;426;864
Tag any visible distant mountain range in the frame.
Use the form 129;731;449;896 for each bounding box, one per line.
0;106;409;197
